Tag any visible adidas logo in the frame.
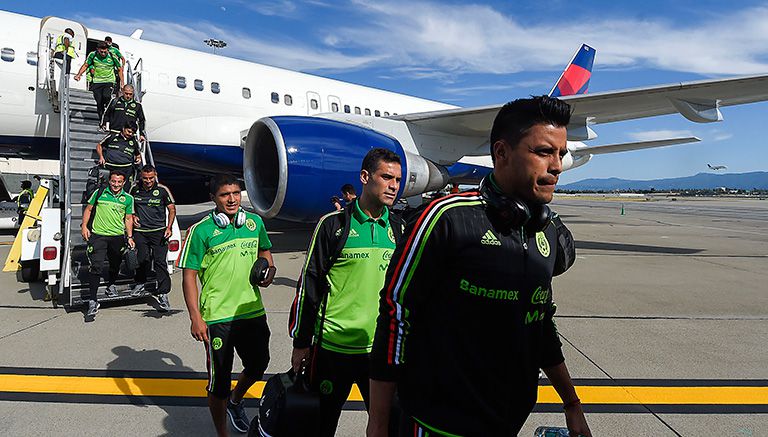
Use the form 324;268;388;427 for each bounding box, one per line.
349;229;359;237
480;230;501;246
212;229;222;237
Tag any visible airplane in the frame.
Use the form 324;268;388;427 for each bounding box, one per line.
2;10;768;222
708;163;727;170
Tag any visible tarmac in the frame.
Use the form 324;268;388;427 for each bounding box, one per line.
0;196;766;436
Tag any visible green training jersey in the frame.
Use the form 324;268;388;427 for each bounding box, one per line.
87;51;118;84
321;202;396;354
88;188;134;236
178;211;272;324
108;46;122;63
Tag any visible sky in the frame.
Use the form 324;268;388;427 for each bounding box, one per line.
6;0;768;183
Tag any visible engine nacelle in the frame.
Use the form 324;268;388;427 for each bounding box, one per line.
243;116;448;222
562;142;593;171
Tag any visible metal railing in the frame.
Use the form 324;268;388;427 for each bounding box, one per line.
124;58;155;168
57;55;73;296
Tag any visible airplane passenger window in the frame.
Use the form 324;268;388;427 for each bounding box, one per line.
310;99;319;110
285;94;293;106
211;82;220;94
271;92;279;103
1;48;15;62
26;52;37;66
374;110;380;117
242;87;251;99
194;79;204;91
354;107;361;114
177;76;186;88
393;113;398;115
364;108;371;116
344;105;350;113
331;102;339;112
383;111;390;116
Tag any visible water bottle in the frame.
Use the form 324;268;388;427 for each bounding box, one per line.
534;426;571;437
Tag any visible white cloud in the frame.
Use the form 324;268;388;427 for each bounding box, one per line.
712;132;734;141
77;16;381;72
323;1;768;78
628;130;695;141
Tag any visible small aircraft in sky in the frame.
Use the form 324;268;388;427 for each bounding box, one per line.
708;163;727;170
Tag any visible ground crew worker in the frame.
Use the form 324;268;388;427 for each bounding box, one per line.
80;170;135;320
104;36;125;91
73;41;123;122
289;148;404;437
97;120;142;183
129;165;176;312
15;181;34;226
367;96;591;437
53;28;76;74
104;85;146;140
179;174;276;436
341;183;357;205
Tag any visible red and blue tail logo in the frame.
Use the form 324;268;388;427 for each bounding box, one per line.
549;44;595;97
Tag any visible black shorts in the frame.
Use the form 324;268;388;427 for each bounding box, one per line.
204;316;270;399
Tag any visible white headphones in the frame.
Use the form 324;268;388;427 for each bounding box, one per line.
212;208;246;229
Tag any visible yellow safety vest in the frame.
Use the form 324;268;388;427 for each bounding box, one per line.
54;34;77;58
16;189;34;211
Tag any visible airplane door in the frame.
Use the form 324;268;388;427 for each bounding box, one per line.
307;91;322;115
327;95;341;114
38;17;88;91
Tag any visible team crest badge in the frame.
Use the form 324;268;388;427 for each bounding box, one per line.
119;196;126;202
535;232;550;257
152;189;160;196
387;227;396;243
245;218;257;231
129;140;134;146
212;337;223;350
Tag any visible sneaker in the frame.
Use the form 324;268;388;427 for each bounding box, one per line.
226;399;250;433
157;293;171;312
105;284;118;298
86;300;100;317
130;283;145;297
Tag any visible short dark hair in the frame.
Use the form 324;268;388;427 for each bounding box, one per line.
104;36;113;42
97;41;108;49
109;170;125;180
489;96;571;162
141;164;156;173
361;148;401;175
341;184;356;196
21;180;32;189
123;120;138;131
209;174;242;195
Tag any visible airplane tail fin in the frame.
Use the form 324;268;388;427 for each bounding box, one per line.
549;44;595;97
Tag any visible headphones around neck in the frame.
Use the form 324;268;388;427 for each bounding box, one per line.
479;175;553;233
212;208;246;229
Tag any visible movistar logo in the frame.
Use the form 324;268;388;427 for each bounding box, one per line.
349;228;359;237
459;279;518;301
480;229;501;246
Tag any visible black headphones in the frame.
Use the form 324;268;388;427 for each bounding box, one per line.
479;174;553;233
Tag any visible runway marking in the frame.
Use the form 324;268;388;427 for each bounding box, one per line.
1;371;767;411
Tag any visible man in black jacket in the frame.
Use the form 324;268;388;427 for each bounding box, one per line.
367;96;591;436
289;148;404;437
103;84;146;140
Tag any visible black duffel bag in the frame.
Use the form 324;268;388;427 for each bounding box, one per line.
250;367;320;437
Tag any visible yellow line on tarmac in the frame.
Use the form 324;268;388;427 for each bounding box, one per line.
1;375;766;404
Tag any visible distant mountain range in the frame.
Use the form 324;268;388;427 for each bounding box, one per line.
559;171;768;191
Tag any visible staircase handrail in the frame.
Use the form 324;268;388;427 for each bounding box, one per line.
58;55;73;296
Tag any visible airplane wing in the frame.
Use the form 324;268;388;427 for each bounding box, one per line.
571;136;701;157
393;73;768;148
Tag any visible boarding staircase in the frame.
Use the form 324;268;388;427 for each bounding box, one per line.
53;55;159;306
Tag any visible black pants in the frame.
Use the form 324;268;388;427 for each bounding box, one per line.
53;52;73;74
92;83;114;121
205;316;271;399
86;234;124;301
311;347;371;437
104;163;135;186
134;229;170;294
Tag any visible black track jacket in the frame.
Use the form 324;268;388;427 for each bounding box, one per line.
370;190;576;436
